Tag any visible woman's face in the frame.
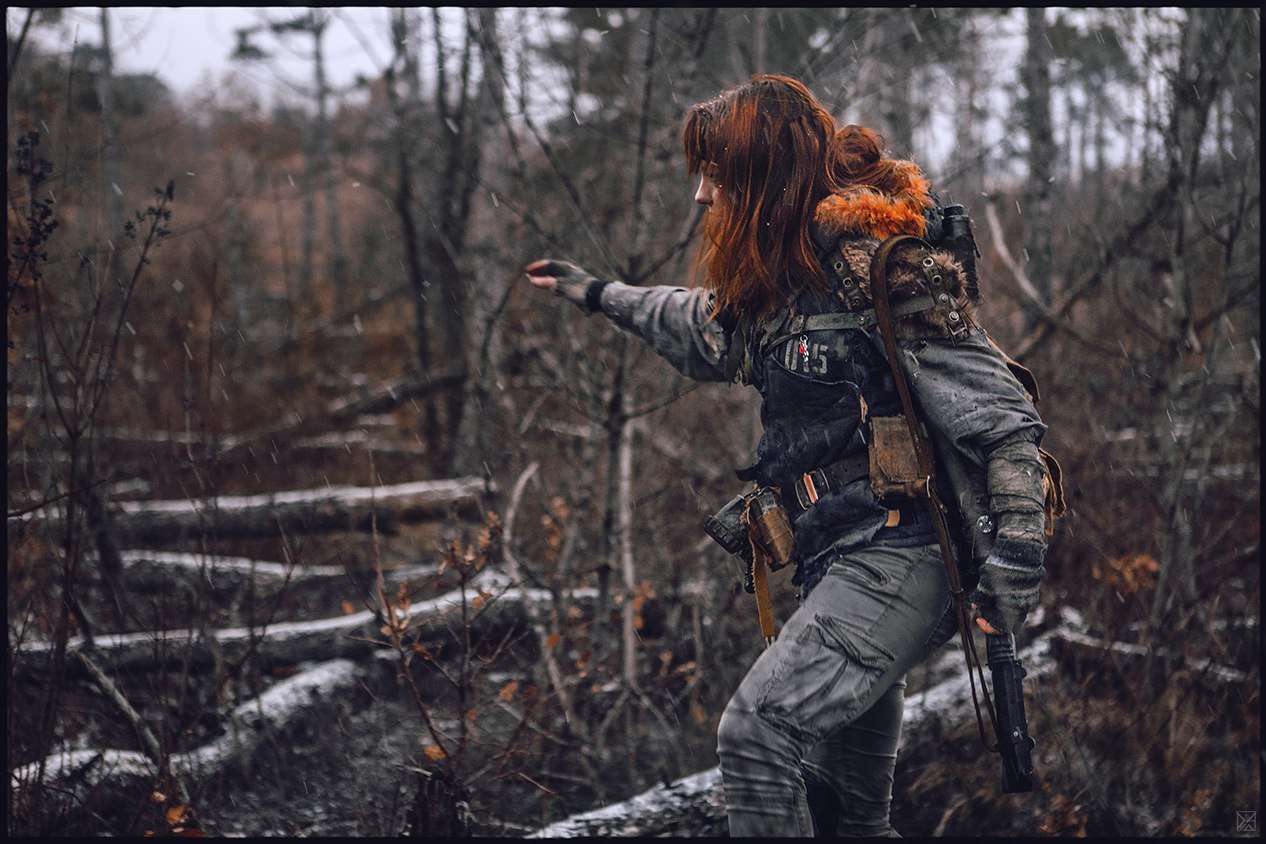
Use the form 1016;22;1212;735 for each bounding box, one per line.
694;164;721;208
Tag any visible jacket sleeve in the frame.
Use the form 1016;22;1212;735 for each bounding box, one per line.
595;281;737;383
898;328;1049;552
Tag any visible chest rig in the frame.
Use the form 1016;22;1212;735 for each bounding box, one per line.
732;231;969;516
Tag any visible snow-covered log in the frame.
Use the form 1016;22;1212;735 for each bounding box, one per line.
10;658;362;793
9;477;491;543
527;767;727;838
118;549;438;594
1050;627;1252;686
120;550;351;594
14;575;595;677
78;424;427;458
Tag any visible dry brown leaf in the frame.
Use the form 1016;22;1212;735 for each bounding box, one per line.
691;700;708;725
498;680;519;702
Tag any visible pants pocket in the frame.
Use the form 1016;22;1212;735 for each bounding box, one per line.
755;614;896;742
830;557;890;586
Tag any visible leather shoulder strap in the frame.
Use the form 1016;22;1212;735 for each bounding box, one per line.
871;233;1003;753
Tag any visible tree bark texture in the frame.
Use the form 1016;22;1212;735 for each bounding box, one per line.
1021;7;1056;315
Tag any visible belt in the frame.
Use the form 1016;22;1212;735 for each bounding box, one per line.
781;452;871;513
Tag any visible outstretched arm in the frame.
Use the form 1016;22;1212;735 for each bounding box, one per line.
524;259;738;383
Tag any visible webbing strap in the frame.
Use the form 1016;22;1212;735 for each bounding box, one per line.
870;235;1001;753
741;494;779;647
751;546;777;648
764;296;938;354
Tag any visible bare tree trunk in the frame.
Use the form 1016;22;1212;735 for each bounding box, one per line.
449;7;510;478
617;406;637;686
1021;7;1056;313
1148;8;1232;631
950;13;986;199
299;131;317;305
89;8;126;597
387;7;437;448
594;343;629;658
419;8;489;473
96;9;125;289
1092;87;1108;212
312;12;347;301
848;10;917;156
753;7;768;72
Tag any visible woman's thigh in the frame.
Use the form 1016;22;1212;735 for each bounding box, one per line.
730;543;950;744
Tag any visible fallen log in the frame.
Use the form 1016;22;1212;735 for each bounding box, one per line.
9;477;490;544
1050;628;1252;686
527;767;727;838
327;370;465;426
118;550;439;600
121;549;347;588
91;414;425;451
14;574;595;678
11;658;363;794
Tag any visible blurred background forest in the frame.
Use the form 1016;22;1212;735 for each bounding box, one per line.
7;6;1260;838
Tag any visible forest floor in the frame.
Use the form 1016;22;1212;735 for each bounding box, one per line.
9;387;1258;839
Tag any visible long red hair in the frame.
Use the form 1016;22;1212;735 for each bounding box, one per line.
683;74;922;320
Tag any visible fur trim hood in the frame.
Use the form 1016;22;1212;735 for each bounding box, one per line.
812;159;932;241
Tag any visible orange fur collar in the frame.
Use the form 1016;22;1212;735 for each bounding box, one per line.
813;160;932;241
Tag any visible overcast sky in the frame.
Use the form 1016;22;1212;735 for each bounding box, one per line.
9;7;397;103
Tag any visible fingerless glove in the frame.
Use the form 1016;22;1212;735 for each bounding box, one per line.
968;536;1045;636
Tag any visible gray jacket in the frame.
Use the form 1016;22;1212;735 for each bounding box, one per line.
594;281;1050;569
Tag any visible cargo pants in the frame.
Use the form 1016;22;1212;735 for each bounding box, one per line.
716;542;957;837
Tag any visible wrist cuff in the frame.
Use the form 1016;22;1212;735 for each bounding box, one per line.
584;280;611;313
990;536;1046;568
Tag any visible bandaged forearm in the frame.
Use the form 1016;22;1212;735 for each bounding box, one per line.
984;434;1048;547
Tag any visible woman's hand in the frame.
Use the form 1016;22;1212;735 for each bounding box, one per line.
974;613;1003;635
524;259;601;310
968;546;1045;637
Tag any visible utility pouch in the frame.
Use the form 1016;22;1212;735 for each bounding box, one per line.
743;487;796;571
868;414;928;500
702;492;751;555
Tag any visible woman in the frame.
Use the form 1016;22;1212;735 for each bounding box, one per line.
525;75;1051;837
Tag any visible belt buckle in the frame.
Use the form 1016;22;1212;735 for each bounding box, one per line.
795;469;829;510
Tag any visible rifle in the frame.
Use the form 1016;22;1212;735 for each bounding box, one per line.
869;235;1036;794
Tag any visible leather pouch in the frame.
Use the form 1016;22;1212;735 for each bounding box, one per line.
868;415;927;499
